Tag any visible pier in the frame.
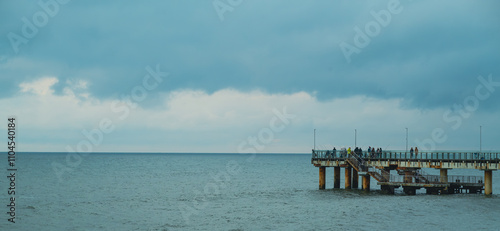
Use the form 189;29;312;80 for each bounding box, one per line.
311;150;500;195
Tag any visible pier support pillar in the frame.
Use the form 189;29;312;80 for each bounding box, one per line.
345;167;352;189
403;187;417;195
362;175;370;191
319;167;326;189
485;170;492;195
440;169;450;194
381;185;395;194
404;171;413;183
334;167;340;189
440;169;448;183
352;169;359;189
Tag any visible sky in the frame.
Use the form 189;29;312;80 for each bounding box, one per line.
1;0;499;153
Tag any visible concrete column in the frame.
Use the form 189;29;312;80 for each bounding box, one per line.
440;169;448;183
362;175;370;191
334;167;340;189
345;167;352;189
319;167;326;190
352;169;359;189
403;187;416;195
485;170;492;195
381;185;395;194
404;171;413;183
426;188;439;195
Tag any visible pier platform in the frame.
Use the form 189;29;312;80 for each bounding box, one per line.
311;150;499;195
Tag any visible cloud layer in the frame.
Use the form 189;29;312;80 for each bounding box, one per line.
2;76;498;153
1;1;499;152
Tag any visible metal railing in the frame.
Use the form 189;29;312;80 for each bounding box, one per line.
388;174;483;184
312;150;500;162
447;175;484;184
312;149;347;159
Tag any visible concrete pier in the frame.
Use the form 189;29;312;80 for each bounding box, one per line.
345;167;352;189
312;149;499;195
485;170;492;195
319;167;325;189
352;169;359;189
334;167;340;188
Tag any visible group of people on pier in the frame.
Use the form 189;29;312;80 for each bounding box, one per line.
315;146;420;159
409;147;419;156
322;147;383;158
348;146;383;158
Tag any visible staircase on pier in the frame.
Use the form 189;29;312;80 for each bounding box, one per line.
346;152;389;182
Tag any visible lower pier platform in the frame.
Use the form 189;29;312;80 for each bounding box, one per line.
377;182;484;195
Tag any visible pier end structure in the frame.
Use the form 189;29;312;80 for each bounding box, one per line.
312;150;499;195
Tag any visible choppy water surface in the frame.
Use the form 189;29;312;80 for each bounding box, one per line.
1;153;499;230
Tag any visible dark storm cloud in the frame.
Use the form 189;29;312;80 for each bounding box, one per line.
1;0;499;110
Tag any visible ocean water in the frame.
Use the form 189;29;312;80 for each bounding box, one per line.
1;153;500;231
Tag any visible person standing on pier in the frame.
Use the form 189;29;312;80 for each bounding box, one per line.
347;147;352;156
410;147;414;158
415;147;419;156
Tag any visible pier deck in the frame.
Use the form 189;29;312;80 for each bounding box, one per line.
311;150;499;195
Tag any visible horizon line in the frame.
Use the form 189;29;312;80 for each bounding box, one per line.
4;151;311;155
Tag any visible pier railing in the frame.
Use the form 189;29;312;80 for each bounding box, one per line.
388;174;484;184
447;175;484;184
312;150;500;162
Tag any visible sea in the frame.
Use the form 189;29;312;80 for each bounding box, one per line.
1;153;499;231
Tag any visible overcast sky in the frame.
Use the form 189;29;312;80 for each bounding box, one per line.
1;0;499;153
